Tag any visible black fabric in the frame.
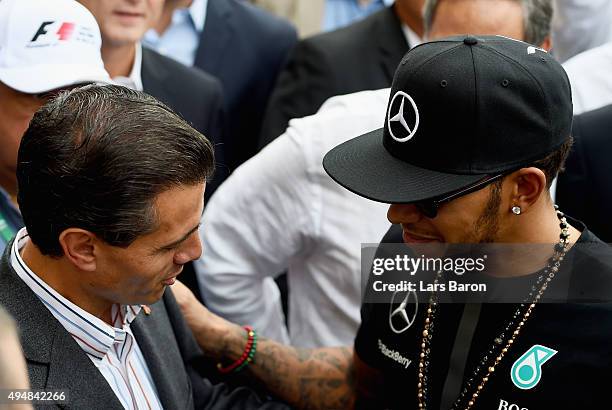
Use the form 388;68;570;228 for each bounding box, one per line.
258;5;408;149
382;37;572;175
355;222;612;409
323;36;573;204
141;46;227;198
195;0;297;170
322;129;483;204
0;240;291;409
557;104;612;243
440;303;482;410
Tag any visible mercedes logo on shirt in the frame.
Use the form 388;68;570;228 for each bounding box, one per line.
387;91;420;143
389;289;419;334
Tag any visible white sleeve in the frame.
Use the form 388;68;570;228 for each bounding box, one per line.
194;129;316;344
552;0;612;62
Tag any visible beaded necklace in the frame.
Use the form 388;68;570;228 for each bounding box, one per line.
417;206;571;409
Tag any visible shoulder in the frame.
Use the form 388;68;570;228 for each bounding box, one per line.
567;229;612;300
142;47;222;97
283;88;391;153
574;104;612;142
0;251;21;311
563;42;612;113
563;41;612;72
297;7;395;55
570;104;612;172
317;88;391;115
227;0;296;39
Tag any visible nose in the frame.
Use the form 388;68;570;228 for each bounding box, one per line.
174;231;203;265
387;204;423;224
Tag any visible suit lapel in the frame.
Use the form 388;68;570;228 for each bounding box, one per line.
45;329;123;410
375;6;410;83
131;295;192;410
141;46;169;98
1;244;194;409
194;0;234;74
0;255;122;409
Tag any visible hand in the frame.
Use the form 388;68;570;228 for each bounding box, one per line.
170;280;242;358
170;279;218;331
170;279;203;317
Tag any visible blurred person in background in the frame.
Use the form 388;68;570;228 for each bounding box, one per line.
78;0;228;197
551;0;612;63
0;0;110;255
555;99;612;243
143;0;298;297
145;0;297;171
0;306;33;410
257;0;424;149
250;0;394;38
563;38;612;115
196;89;391;347
553;0;612;116
548;3;612;242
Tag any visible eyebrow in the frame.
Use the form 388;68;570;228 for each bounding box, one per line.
156;223;201;252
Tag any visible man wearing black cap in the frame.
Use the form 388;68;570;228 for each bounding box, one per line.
170;35;612;410
322;34;612;410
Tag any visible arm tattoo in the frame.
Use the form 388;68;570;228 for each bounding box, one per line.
250;338;356;410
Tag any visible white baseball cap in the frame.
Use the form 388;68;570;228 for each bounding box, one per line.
0;0;110;94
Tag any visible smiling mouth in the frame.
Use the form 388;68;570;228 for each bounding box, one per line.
402;228;440;243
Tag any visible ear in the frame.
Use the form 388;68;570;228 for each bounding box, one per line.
540;36;552;52
58;228;97;271
507;167;548;214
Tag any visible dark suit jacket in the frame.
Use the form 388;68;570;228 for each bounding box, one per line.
0;242;289;409
142;47;228;197
258;5;409;148
557;105;612;242
195;0;297;170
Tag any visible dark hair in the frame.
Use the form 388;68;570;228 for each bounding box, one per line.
17;84;215;257
532;136;573;189
423;0;553;46
492;136;574;192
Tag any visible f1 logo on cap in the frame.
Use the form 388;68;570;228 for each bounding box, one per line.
387;91;420;143
31;21;76;43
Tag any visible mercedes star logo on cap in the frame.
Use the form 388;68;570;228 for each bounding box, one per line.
387;91;420;143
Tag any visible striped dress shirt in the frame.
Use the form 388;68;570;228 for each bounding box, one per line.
11;228;163;410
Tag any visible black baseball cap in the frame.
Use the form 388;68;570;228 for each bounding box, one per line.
323;35;573;204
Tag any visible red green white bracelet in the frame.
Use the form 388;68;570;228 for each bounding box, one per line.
217;326;257;374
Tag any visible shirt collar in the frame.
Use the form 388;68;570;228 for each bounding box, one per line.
188;0;207;33
10;228;142;360
402;23;422;48
112;43;143;92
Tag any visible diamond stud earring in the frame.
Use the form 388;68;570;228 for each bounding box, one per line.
512;206;522;215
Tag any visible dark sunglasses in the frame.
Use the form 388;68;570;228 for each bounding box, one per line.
413;172;508;219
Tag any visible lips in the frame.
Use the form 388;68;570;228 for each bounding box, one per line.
113;10;145;22
162;266;183;286
402;227;440;243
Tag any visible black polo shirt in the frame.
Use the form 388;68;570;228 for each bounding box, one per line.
355;223;612;409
